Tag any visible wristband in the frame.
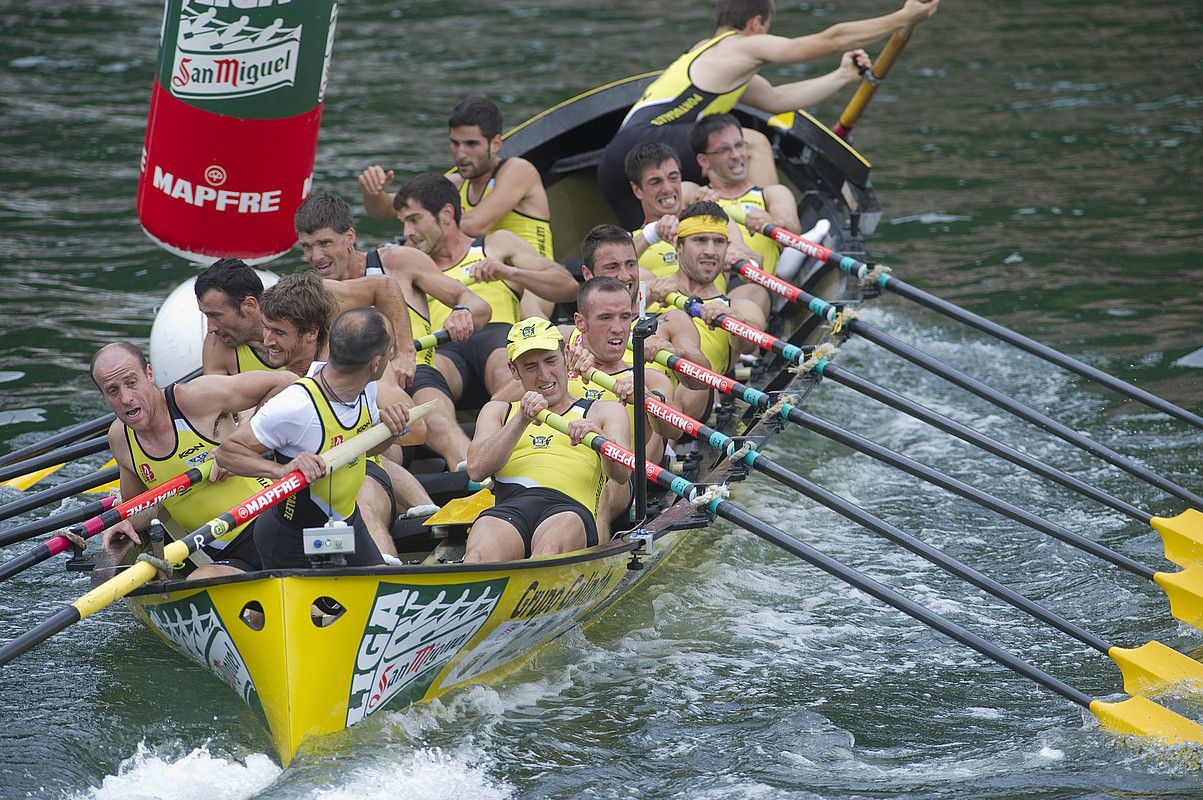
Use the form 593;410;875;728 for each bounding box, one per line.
641;221;661;246
451;304;470;312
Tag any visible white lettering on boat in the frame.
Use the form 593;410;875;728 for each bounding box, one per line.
144;593;260;711
151;166;282;215
232;473;302;523
346;579;504;725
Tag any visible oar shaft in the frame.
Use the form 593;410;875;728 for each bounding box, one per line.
0;436;109;485
881;278;1203;430
0;416;113;467
779;403;1159;581
643;353;1122;653
834;24;918;138
536;405;1095;710
712;501;1094;708
814;359;1151;523
849;320;1203;510
414;329;451;351
0;466;119;522
664;291;810;364
0;496;117;549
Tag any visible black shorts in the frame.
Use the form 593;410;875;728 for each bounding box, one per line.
475;486;598;558
408;363;451;397
204;523;262;572
365;459;398;524
437;322;510;402
598;123;701;229
254;506;383;570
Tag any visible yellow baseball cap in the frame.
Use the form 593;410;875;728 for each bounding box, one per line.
506;317;563;361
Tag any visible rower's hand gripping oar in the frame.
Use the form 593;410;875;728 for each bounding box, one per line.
585;365;1203;695
0;461;217;582
0;401;437;668
727;204;1203;432
538;403;1203;746
701;259;1203;511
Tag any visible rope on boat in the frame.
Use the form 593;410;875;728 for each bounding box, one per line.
59;530;87;554
134;552;173;580
725;441;753;463
860;263;891;288
690;483;730;508
759;393;800;423
827;308;858;336
791;342;840;375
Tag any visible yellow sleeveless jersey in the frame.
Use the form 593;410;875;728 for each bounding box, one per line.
273;377;373;525
459;162;554;259
566;365;636;444
647;294;732;375
495;398;605;515
124;386;270;545
366;249;435;367
716;188;780;274
622;31;748;129
428;237;522;329
235;342;276;373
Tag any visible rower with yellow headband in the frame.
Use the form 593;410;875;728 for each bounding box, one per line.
646;201;767;379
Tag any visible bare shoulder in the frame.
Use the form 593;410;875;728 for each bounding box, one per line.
496;156;539;185
485;228;529;257
380;243;436;272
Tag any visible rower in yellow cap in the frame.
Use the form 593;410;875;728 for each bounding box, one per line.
464;318;631;562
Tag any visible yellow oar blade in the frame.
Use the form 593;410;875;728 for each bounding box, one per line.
1;463;65;490
423;489;494;526
1089;695;1203;745
1153;510;1203;568
1108;641;1203;697
84;458;119;494
1154;566;1203;631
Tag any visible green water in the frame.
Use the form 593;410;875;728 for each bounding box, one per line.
1;1;1201;798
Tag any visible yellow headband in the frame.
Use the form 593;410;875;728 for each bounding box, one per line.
676;215;728;240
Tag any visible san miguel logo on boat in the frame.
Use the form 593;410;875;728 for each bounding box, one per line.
143;592;265;721
169;0;303;101
346;578;506;726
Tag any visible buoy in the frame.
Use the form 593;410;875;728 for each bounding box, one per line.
149;270;278;386
136;0;339;264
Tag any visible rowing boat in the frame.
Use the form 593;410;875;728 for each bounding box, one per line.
120;76;871;764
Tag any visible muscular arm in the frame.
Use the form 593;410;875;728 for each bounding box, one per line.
214;423;291;481
411;259;492;330
201;333;238;376
357;165;398;219
466;400;524;483
483;232;579;303
458;158;546;237
737;58;859;114
590;400;632;484
326;275;417;385
176;371;297;421
107;420;156;536
375;381;426;448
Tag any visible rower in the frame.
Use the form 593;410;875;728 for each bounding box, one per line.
93;342;295;578
464;318;630;563
578;224;710;420
393;173;578;469
596;0;938;227
690;113;803;278
623;141;759;287
359;96;555;316
194;258;273;375
293;191;491;390
647;202;766;379
215;308;413;570
564;277;678;538
258;273;430;560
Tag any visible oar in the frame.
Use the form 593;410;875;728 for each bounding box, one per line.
805;352;1203;568
537;405;1203;745
0;466;120;524
0;367;204;469
0;495;118;551
832;1;929;139
0;461;216;582
0;436;109;489
713;263;1203;510
0;415;113;468
414;329;452;350
729;206;1203;431
0;401;437;668
586;366;1203;693
642;353;1203;631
